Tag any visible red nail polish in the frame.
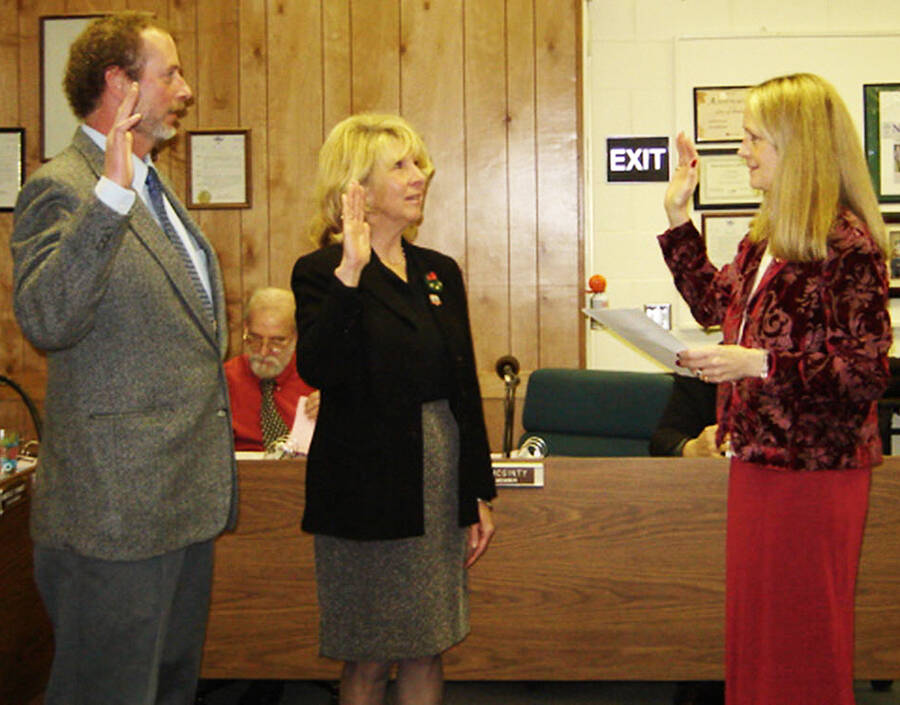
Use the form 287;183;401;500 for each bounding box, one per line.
690;159;698;168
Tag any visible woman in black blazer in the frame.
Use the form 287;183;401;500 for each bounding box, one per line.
291;113;496;705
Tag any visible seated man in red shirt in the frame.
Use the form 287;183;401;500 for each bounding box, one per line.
225;287;318;452
220;287;319;703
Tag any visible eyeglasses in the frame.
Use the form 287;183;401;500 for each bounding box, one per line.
243;333;293;354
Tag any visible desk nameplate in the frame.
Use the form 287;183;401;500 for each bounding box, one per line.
491;459;544;487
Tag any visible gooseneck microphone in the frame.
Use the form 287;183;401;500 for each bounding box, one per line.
495;355;520;457
495;355;520;384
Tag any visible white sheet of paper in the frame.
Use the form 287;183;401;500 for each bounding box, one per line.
235;450;265;460
284;396;316;455
584;307;693;376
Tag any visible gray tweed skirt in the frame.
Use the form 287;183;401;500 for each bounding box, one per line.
314;399;469;662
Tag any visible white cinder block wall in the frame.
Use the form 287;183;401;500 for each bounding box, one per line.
583;0;900;371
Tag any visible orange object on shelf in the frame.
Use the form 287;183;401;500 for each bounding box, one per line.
588;274;607;293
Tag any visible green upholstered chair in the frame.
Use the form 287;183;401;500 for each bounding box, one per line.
519;368;674;457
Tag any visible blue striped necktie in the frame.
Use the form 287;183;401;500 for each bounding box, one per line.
145;168;215;321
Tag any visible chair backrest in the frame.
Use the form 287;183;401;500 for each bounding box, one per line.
520;368;674;457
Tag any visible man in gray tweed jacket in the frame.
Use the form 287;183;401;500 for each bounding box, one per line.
11;13;236;704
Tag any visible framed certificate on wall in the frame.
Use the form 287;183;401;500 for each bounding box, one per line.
693;149;762;210
186;129;252;209
0;128;25;210
693;86;749;143
864;83;900;203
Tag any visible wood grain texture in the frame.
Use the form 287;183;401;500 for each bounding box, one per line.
534;0;582;367
402;0;466;266
0;0;18;384
352;0;400;114
195;0;243;351
4;0;582;450
506;0;540;379
201;456;900;680
238;0;271;301
266;0;322;287
464;0;512;397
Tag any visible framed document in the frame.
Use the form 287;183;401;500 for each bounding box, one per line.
694;149;762;210
0;128;25;210
187;129;251;209
701;212;755;269
41;15;102;161
887;213;900;295
693;86;749;143
864;84;900;203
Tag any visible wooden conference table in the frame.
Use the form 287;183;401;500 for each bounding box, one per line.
200;456;900;681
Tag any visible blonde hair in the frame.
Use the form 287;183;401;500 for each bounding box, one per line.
308;113;435;248
746;73;888;261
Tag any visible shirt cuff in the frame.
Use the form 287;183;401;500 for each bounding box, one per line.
95;176;136;215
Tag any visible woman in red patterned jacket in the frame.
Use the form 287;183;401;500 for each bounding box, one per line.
659;73;891;705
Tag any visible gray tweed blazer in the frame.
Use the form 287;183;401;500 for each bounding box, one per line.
11;128;237;561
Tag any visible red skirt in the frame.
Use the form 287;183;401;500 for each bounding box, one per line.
726;459;870;705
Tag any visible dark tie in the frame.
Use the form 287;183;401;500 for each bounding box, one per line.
145;168;214;320
260;378;289;451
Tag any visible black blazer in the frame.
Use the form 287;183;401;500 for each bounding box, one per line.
291;241;496;540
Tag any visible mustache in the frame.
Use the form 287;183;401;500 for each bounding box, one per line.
249;353;280;365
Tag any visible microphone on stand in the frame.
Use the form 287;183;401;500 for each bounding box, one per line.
495;355;520;457
495;355;520;385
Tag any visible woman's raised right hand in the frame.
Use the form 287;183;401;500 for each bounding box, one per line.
333;180;370;287
664;131;699;228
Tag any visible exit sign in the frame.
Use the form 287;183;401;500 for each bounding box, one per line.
606;137;670;182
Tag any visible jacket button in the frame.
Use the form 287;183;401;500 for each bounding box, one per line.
217;409;227;417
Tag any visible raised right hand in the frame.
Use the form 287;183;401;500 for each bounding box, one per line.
664;131;699;228
104;82;142;188
333;179;371;287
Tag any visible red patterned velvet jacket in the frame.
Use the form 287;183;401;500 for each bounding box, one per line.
658;211;891;471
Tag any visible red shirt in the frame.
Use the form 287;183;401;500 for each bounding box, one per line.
224;352;315;451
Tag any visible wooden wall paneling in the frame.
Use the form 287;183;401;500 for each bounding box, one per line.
127;0;161;15
63;0;125;13
480;396;525;458
18;0;63;173
322;0;352;137
6;0;585;456
350;0;400;114
141;0;173;180
166;0;197;197
0;0;20;128
534;0;581;368
238;0;270;314
15;1;63;407
506;0;540;376
195;0;242;353
1;0;20;388
401;0;466;268
266;1;323;293
464;0;511;403
0;399;38;447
